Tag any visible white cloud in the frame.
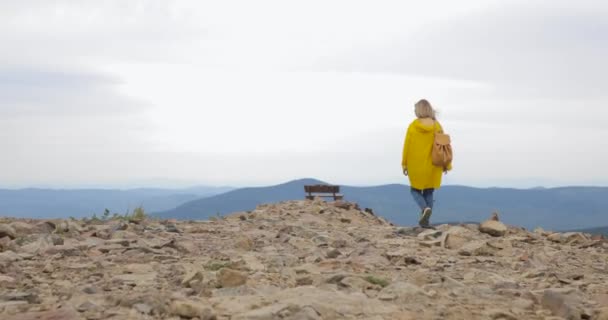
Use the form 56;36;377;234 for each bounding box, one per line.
0;0;607;187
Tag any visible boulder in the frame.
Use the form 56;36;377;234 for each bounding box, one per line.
0;224;17;240
218;268;248;288
458;240;497;256
479;220;507;237
170;300;215;319
542;288;583;320
9;222;36;236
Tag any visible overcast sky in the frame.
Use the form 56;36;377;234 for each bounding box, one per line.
1;0;607;188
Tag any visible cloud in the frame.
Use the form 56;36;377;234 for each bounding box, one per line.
0;0;208;66
0;66;147;118
313;0;608;99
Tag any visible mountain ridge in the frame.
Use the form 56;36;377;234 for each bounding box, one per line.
157;179;608;231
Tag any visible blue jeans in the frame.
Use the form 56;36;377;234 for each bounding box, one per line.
410;188;434;211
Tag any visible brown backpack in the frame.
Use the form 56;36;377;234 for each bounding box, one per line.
432;122;453;169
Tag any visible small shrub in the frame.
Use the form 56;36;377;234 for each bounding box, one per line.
364;276;390;288
130;206;146;221
204;261;231;271
102;208;110;220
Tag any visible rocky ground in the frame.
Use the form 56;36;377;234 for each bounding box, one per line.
1;199;607;320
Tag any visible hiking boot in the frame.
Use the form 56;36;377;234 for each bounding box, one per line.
419;207;432;227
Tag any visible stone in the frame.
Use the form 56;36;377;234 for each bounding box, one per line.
124;263;154;274
596;308;608;320
0;200;607;320
133;303;153;315
218;268;248;288
479;220;507;237
326;249;341;259
3;309;81;320
0;224;17;239
542;289;583;320
547;233;566;243
458;240;497;256
378;282;426;302
182;270;204;287
0;250;21;265
443;232;471;250
9;222;36;236
170;300;215;319
77;301;100;313
0;275;15;284
235;236;254;251
417;229;443;241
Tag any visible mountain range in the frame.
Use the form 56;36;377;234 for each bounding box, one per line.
157;178;607;231
0;186;232;218
1;178;606;232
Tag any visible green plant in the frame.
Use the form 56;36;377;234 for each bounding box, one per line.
131;206;146;221
204;261;231;271
102;208;110;220
364;276;390;288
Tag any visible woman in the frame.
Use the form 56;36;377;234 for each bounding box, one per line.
401;99;451;228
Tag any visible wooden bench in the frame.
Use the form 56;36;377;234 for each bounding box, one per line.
304;185;344;201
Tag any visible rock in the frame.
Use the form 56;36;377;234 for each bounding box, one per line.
77;301;100;313
44;244;81;256
0;275;15;285
334;201;354;210
124;263;154;274
486;309;518;320
170;300;215;319
55;220;83;234
217;268;248;288
51;234;64;245
443;226;474;250
562;232;587;244
235;236;254;251
0;224;17;239
166;224;181;233
479;220;507;237
596;308;608;320
0;200;607;320
542;288;583;320
547;233;566;243
3;309;81;320
419;239;442;247
340;276;375;291
417;229;443;241
512;298;535;310
326;249;341;259
134;303;153;315
182;270;204;287
83;286;98;294
444;233;470;250
458;240;497;256
9;222;35;236
378;282;426;302
0;250;21;265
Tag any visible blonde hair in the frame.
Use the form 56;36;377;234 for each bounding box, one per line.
414;99;436;120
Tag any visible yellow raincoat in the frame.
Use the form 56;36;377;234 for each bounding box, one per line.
401;119;452;189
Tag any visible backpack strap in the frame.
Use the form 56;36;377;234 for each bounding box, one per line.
433;121;443;134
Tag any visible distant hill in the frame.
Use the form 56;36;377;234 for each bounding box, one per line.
0;186;233;218
158;179;608;231
570;226;608;236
